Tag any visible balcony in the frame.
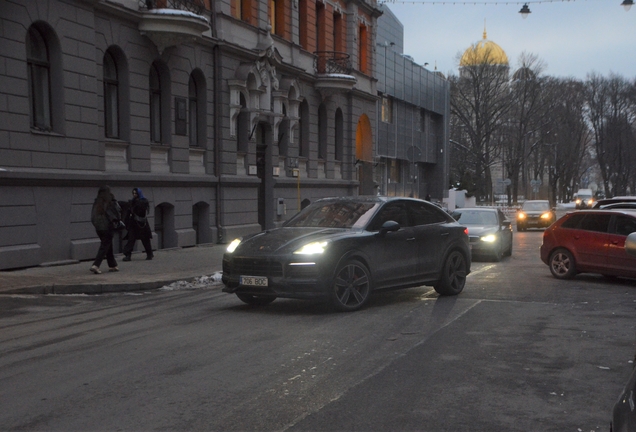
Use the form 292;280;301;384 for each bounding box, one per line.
138;0;210;53
313;51;356;98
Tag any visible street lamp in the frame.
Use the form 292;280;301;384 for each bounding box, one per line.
622;0;634;11
519;3;531;18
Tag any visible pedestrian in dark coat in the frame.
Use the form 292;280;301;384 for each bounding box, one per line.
90;186;121;274
122;187;154;261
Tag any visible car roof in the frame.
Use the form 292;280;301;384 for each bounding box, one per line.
592;197;636;208
575;208;636;216
314;196;432;204
453;207;497;212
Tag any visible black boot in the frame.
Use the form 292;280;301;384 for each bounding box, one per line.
123;255;131;262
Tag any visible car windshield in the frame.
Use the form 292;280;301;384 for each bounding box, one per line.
285;201;379;229
453;210;497;225
523;202;549;211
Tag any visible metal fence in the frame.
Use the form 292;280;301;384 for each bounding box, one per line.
139;0;206;15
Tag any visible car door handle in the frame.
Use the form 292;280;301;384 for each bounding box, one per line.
440;232;449;236
406;237;415;241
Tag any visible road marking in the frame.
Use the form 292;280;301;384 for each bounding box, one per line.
467;264;498;277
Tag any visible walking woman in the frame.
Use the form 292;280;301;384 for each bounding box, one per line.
90;185;121;274
122;187;154;261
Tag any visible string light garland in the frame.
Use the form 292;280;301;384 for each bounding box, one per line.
378;0;630;17
380;0;605;4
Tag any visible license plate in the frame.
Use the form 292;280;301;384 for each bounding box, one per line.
240;276;268;287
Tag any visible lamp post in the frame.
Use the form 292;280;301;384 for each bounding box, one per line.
622;0;634;12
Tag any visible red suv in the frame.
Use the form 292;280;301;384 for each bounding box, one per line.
540;210;636;279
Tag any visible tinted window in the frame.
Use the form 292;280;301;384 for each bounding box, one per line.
522;201;550;211
409;201;448;226
368;202;409;230
452;210;497;225
285;201;378;228
614;215;636;236
578;214;611;233
561;214;585;229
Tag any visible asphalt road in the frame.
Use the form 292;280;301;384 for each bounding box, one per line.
1;229;635;431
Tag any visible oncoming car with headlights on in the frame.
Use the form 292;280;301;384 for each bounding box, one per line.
451;207;513;262
516;200;556;231
222;196;471;312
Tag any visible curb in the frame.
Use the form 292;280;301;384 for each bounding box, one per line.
2;277;202;295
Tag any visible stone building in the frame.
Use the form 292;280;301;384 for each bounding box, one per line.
0;0;382;270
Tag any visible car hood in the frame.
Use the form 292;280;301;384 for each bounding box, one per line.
235;227;354;254
521;210;549;215
465;226;498;236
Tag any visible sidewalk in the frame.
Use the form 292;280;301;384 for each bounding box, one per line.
0;244;227;295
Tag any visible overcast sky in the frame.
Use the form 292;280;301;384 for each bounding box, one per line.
383;0;636;80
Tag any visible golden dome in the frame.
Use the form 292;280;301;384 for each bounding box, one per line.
460;30;509;67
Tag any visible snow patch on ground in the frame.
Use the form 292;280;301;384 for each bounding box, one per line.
159;272;223;291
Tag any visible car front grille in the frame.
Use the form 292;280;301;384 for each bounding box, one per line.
225;257;283;277
287;264;320;279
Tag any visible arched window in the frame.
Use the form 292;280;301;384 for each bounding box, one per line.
270;0;285;37
188;69;207;148
279;105;289;157
358;24;368;74
298;0;308;49
299;100;309;158
149;64;162;143
188;75;198;146
335;108;343;161
235;0;252;23
318;103;327;160
103;50;119;138
27;26;51;131
237;93;249;153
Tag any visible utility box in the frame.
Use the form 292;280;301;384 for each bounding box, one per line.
276;198;285;216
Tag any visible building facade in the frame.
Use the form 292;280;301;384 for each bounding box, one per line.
0;0;382;270
374;6;449;201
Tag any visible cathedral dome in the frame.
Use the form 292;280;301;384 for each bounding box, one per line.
460;30;509;67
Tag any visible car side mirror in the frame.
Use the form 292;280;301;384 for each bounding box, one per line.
379;220;400;236
625;232;636;257
502;220;511;228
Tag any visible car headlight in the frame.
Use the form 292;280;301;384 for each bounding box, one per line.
293;241;328;255
540;212;551;220
575;199;582;204
481;234;497;243
517;213;526;220
226;238;241;253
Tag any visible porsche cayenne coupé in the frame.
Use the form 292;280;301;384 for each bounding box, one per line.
222;196;471;311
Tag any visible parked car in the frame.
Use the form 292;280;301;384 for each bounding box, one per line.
451;207;513;261
516;200;557;231
592;196;636;210
610;232;636;432
222;196;471;311
575;188;595;209
540;209;636;280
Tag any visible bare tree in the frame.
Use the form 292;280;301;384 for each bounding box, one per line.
585;73;636;197
503;53;548;205
540;78;591;203
449;48;512;202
